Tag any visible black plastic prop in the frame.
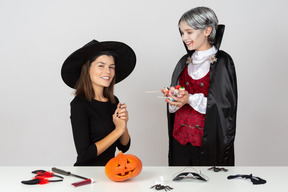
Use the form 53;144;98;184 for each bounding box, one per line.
150;184;173;191
227;174;266;185
208;166;228;172
173;172;207;181
21;170;63;185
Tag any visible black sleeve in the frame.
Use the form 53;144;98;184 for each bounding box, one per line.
116;138;131;153
70;98;98;164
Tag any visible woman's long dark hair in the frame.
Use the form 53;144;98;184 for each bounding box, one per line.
74;51;117;103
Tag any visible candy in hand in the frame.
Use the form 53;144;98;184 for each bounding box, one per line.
167;85;185;101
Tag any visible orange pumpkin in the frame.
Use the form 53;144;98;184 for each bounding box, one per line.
105;151;142;182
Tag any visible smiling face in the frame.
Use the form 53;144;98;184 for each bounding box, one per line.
89;55;115;91
179;21;212;51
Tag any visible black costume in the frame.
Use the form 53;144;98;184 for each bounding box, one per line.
167;25;238;166
70;95;130;166
61;40;136;166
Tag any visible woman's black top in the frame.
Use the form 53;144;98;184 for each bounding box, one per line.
70;95;130;166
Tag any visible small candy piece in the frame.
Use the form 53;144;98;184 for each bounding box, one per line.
179;87;185;91
173;89;179;96
168;90;175;96
175;85;181;89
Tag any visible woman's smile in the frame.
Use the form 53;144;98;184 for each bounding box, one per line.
89;55;115;89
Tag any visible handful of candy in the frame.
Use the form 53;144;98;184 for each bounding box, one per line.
163;85;185;102
146;85;185;102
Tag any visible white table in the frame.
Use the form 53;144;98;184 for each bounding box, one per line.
0;166;286;192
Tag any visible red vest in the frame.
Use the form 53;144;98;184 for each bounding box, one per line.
172;66;210;146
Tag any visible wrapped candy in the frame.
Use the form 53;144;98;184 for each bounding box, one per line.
179;87;185;91
167;85;185;101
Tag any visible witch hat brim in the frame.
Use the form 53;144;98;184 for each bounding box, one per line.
61;40;136;88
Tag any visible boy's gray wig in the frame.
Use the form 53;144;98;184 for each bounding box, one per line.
179;7;218;45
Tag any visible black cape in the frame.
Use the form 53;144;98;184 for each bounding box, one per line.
167;25;238;166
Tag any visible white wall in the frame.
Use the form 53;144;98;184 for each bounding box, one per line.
0;0;287;166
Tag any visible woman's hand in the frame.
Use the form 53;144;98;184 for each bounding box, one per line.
113;103;128;134
95;103;129;156
113;103;130;146
117;103;129;122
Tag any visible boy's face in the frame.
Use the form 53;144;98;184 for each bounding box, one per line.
179;21;212;51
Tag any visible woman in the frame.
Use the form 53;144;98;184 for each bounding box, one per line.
162;7;237;166
61;40;136;166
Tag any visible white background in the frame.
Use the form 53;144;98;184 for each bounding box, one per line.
0;0;287;166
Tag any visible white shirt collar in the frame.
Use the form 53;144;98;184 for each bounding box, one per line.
192;46;217;65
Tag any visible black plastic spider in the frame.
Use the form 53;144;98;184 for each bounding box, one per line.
150;184;173;191
208;166;228;172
